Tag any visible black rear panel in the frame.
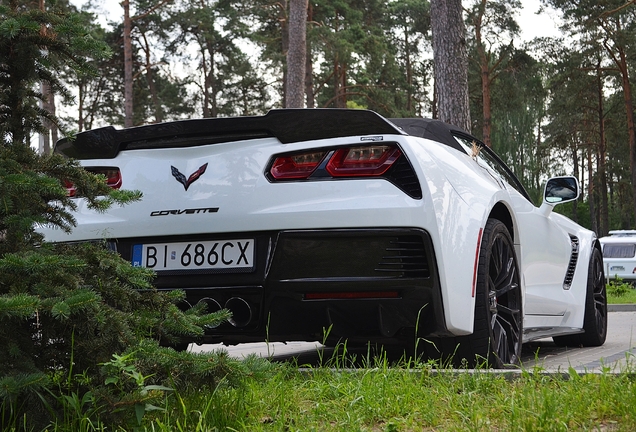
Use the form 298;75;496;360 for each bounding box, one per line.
113;228;446;344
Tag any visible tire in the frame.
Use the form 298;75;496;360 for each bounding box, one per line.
464;219;523;367
418;219;523;368
553;247;607;347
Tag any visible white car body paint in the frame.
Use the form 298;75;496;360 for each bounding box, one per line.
40;113;600;346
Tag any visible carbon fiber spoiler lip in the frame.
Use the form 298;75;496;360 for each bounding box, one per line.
55;109;405;160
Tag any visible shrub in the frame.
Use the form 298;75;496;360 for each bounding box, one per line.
0;3;255;430
607;277;632;298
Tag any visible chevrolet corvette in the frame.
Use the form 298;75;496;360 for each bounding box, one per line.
42;109;607;367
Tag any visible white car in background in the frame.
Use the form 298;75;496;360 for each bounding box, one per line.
600;230;636;283
41;109;607;368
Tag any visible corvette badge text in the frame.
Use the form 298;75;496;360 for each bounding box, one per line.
150;207;219;216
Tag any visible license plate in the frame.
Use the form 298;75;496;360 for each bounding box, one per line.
131;239;254;271
611;266;625;271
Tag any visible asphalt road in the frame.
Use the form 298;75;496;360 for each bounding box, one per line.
190;311;636;372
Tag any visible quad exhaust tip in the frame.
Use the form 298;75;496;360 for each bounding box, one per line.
225;297;253;328
199;298;223;329
199;297;222;313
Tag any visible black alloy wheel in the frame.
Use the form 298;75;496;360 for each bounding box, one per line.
468;219;523;368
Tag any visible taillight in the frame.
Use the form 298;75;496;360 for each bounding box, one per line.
270;152;327;179
268;145;402;180
64;180;77;197
65;167;122;197
267;143;422;199
326;145;401;177
90;167;123;189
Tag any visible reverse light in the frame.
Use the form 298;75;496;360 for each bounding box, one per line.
326;145;401;177
270;152;327;179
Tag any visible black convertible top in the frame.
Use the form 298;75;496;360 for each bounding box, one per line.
56;109;469;159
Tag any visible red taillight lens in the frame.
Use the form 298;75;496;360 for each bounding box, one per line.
64;179;77;197
64;167;122;197
326;145;401;177
90;168;123;189
270;152;327;179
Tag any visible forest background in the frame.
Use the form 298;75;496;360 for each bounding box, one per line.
35;0;636;235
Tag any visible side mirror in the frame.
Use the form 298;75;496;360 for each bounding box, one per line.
539;176;579;216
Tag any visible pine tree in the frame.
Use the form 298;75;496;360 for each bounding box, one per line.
0;3;236;428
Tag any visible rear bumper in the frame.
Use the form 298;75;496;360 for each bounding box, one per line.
604;259;636;282
114;228;447;345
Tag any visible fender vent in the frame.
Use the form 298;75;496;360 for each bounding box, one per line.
563;235;579;289
376;236;429;277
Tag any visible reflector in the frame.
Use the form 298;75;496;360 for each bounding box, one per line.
305;291;399;300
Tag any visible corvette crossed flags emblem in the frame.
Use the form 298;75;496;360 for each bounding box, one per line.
171;163;208;191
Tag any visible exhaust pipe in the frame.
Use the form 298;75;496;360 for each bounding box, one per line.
198;298;223;329
199;297;222;313
225;297;252;328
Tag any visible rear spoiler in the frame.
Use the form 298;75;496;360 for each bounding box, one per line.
55;109;404;160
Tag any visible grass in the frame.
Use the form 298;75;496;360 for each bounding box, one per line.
9;349;636;431
607;278;636;304
11;280;636;431
146;362;636;431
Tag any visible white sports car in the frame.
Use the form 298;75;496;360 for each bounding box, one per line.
44;109;607;367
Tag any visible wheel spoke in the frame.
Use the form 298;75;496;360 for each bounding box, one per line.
496;302;520;319
492;314;519;364
495;267;517;297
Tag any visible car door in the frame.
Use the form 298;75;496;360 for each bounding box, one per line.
514;208;575;316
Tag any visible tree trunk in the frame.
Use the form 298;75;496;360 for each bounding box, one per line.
472;0;492;146
617;49;636;230
39;0;55;153
281;1;289;108
123;0;134;127
602;17;636;230
305;2;314;108
340;61;347;108
587;140;598;235
78;80;84;132
430;0;471;131
142;31;163;123
39;81;51;154
405;27;412;113
572;143;579;223
286;0;308;108
596;62;608;236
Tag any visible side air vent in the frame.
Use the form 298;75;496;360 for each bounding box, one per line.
563;235;579;290
376;236;430;277
383;156;423;199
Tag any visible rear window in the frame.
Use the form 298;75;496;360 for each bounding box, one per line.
603;244;636;258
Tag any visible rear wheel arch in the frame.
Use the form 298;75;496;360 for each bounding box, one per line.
488;202;515;242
